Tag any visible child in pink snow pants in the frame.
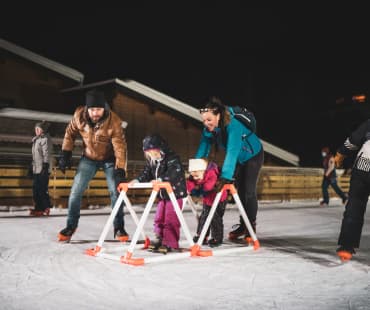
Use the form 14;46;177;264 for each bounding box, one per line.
129;134;187;254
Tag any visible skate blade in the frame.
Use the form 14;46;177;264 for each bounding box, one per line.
148;249;166;255
228;232;247;241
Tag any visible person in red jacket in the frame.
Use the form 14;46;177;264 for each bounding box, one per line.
186;158;228;247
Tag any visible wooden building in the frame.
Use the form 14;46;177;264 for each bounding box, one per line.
0;37;299;168
0;38;83;112
5;37;349;208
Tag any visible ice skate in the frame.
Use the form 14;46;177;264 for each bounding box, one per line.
114;227;129;242
58;226;76;242
336;246;355;262
29;209;45;217
157;245;172;255
228;223;247;240
208;238;222;248
148;235;162;252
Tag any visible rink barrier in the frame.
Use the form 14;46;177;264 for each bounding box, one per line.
85;181;258;266
0;165;351;208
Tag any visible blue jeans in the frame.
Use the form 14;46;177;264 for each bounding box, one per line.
66;156;124;229
321;177;347;204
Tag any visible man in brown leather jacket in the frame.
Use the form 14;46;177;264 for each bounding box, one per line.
57;89;128;242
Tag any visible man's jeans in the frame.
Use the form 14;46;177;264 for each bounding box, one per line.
66;156;124;229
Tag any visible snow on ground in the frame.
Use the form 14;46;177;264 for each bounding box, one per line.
0;199;369;310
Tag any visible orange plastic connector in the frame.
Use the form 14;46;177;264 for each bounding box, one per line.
245;237;252;244
85;245;102;256
117;183;129;193
253;240;260;250
222;184;237;194
190;244;213;257
120;251;145;266
152;181;173;193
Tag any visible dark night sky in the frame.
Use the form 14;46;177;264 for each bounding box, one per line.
2;5;370;167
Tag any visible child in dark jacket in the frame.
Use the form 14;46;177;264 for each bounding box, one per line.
186;158;228;247
129;134;187;254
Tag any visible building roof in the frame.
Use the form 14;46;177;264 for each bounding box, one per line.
0;38;84;84
62;78;300;166
0;108;72;123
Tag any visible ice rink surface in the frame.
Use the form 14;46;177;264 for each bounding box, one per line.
1;199;369;310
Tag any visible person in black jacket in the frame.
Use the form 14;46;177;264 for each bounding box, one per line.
123;134;187;254
320;146;348;207
334;119;370;261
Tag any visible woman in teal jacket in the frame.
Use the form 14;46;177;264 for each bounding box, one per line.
195;96;264;241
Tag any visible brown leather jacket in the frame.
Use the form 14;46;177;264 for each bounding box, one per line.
62;106;127;169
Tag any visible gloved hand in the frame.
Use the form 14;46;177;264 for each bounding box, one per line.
191;188;205;197
41;163;49;176
27;164;33;179
58;150;72;174
114;168;126;188
215;178;233;193
334;152;345;168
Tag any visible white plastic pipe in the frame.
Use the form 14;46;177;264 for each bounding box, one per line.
168;192;194;247
126;190;158;254
197;191;223;246
96;191;126;247
122;194;147;240
232;193;258;242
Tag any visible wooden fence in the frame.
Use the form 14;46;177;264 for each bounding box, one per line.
0;164;351;208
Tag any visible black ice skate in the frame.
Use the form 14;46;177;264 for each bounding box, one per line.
114;227;129;242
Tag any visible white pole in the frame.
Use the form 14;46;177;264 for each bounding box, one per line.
96;191;126;248
232;193;258;242
122;194;147;241
144;251;192;264
168;191;194;247
183;195;200;220
197;191;223;246
125;189;158;254
95;182;153;248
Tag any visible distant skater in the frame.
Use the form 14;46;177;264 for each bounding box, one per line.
320;146;347;207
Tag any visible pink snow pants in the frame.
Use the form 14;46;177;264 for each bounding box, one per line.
153;198;183;249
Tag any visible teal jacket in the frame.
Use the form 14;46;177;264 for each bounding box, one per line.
195;107;262;180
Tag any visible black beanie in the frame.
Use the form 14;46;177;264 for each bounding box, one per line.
85;89;106;108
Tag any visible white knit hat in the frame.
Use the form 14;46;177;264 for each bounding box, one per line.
188;158;207;172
